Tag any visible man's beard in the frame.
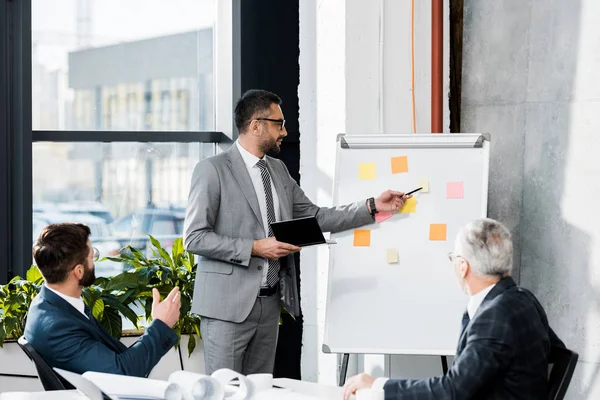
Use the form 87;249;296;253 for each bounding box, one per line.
79;262;96;287
259;134;281;154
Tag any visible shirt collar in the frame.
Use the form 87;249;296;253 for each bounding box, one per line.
236;140;265;169
44;284;88;318
467;283;496;319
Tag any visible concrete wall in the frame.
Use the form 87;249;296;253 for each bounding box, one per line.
462;0;600;398
299;0;451;385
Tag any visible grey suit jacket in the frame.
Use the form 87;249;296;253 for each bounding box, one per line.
184;144;373;323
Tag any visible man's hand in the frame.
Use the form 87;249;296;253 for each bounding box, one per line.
343;373;376;400
252;237;301;260
151;287;181;329
373;190;411;213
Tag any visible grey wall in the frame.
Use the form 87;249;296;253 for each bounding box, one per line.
462;0;600;398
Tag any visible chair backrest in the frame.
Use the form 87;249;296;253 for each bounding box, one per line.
548;346;578;400
17;336;75;391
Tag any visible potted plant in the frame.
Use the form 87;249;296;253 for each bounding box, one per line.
105;236;202;357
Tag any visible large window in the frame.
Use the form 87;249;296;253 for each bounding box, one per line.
29;0;228;279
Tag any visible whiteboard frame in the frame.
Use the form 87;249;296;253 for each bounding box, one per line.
322;133;491;356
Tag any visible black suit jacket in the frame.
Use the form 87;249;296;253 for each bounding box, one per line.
24;285;178;377
384;277;565;399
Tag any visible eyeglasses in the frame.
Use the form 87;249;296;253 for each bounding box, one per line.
254;118;286;131
448;252;463;262
92;247;100;262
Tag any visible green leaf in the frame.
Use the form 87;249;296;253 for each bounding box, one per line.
25;266;43;284
104;272;142;292
92;298;105;320
0;318;6;347
102;295;139;329
187;333;196;357
100;308;123;339
149;235;174;267
172;239;184;261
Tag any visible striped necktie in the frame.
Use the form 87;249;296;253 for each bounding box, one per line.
256;159;280;287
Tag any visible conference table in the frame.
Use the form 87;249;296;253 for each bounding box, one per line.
0;378;350;399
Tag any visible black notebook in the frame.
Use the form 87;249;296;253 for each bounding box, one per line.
270;216;337;247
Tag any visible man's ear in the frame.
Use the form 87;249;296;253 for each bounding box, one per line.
248;119;260;136
459;259;469;279
72;264;84;280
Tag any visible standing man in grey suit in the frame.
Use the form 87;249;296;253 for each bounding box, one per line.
184;89;408;375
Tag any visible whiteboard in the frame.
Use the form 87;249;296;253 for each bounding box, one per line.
322;134;490;355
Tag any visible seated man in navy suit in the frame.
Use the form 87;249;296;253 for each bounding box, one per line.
24;223;181;377
343;218;565;400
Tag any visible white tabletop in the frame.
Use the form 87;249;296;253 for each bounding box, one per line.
0;378;349;400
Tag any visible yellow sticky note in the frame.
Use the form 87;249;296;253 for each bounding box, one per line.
391;156;409;174
386;248;399;264
399;196;417;213
429;224;447;241
353;230;371;247
418;178;429;193
358;163;376;180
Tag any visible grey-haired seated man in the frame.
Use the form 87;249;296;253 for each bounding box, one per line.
344;218;565;400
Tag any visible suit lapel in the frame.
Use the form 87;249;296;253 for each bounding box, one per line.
266;158;291;221
456;277;517;355
227;145;264;228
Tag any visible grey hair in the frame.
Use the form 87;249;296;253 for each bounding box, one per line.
456;218;513;277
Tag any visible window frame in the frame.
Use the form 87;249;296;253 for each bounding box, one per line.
0;0;235;283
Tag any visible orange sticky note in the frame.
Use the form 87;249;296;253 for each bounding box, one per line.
429;224;447;241
399;196;417;213
391;156;409;174
353;230;371;247
358;163;376;180
446;182;464;199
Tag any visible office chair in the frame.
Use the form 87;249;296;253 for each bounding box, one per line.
17;336;75;391
548;346;578;400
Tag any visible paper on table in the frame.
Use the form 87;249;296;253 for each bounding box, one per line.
391;156;408;174
418;178;429;193
168;370;224;400
353;230;371;247
446;182;464;199
386;249;399;264
399;197;416;213
358;163;376;180
375;211;393;223
82;371;183;400
429;224;447;241
211;368;254;400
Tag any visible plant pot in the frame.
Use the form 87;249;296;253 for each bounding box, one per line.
120;333;204;380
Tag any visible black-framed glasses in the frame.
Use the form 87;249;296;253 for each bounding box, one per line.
255;118;286;131
92;247;100;262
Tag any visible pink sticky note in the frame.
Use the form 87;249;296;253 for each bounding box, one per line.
375;211;394;223
446;182;464;199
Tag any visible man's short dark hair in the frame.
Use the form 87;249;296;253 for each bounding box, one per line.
234;89;282;134
32;223;91;284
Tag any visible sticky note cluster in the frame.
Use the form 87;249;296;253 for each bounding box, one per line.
354;154;468;259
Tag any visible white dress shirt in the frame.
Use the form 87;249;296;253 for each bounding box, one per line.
235;140;281;287
45;284;89;319
372;283;497;391
467;283;496;319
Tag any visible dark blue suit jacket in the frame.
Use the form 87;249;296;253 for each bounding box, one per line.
24;285;178;377
384;277;565;399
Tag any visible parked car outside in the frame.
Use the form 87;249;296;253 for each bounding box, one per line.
111;207;185;255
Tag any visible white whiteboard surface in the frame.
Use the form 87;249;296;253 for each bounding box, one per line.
323;134;490;355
